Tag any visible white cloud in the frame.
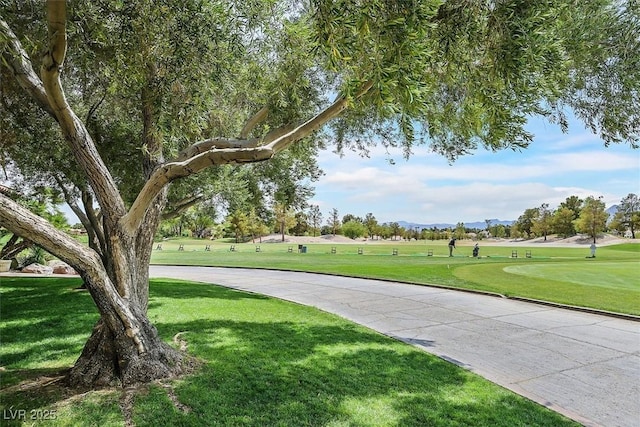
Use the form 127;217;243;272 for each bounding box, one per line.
538;131;600;150
313;126;639;224
313;181;625;224
540;151;639;172
320;147;638;186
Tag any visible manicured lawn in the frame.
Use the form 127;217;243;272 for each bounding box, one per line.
454;261;640;314
503;262;638;290
0;277;578;426
151;239;640;315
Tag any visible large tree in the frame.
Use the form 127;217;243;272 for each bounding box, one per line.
342;220;366;239
574;196;609;243
555;195;584;237
364;213;378;240
307;204;323;237
613;193;639;238
1;1;638;388
514;208;539;239
553;207;577;238
327;208;341;236
531;203;553;241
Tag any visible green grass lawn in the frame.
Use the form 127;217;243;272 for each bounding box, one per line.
0;277;578;426
151;239;640;315
503;262;638;290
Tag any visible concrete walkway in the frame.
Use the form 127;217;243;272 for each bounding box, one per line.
150;266;640;427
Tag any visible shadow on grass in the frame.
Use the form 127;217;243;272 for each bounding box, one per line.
0;278;97;375
147;278;270;303
140;317;575;426
0;278;266;380
1;277;576;426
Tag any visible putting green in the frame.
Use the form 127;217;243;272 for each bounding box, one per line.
503;261;640;291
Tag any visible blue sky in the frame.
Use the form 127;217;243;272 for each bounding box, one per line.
310;115;640;225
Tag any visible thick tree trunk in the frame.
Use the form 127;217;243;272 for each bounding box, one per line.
65;192;183;388
67;310;184;388
68;230;185;388
0;193;189;387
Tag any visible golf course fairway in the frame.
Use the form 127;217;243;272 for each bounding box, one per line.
503;261;639;290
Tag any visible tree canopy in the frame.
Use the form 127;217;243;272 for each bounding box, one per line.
0;0;638;388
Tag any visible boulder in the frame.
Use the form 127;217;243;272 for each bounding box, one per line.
48;260;78;275
53;264;77;275
22;263;54;274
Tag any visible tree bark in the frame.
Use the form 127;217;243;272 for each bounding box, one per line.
67;289;184;388
0;234;31;260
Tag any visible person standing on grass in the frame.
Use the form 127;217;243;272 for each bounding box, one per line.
448;238;456;257
590;243;596;258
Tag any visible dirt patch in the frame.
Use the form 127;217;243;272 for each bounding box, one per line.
255;234;366;244
479;234;634;248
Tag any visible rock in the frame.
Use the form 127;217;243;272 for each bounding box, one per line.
22;263;53;274
53;264;77;275
48;260;78;275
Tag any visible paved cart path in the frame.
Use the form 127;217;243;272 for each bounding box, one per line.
150;266;640;427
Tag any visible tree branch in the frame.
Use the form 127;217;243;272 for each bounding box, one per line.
40;0;127;224
0;193;99;274
239;106;269;139
85;91;107;124
81;188;106;255
0;18;54;116
162;194;204;221
123;146;274;233
124;81;374;234
53;175;106;260
175;137;262;162
265;81;374;152
0;234;31;260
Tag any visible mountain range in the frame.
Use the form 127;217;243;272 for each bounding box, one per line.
397;219;514;230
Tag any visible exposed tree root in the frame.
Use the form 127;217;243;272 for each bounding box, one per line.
173;332;189;352
160;382;192;414
66;320;189;389
120;387;137;427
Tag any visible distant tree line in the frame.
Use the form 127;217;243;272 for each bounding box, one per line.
155;193;638;244
510;194;638;243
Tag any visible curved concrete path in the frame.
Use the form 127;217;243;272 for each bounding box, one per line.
150;266;640;427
